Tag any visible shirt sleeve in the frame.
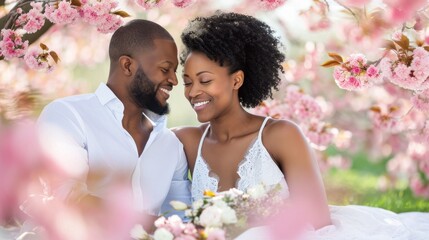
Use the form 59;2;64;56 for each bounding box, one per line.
37;100;90;203
160;144;192;218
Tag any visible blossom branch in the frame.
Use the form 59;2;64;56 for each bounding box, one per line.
323;0;330;12
332;0;359;23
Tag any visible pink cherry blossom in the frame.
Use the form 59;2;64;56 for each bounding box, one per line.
135;0;166;10
24;47;49;70
0;29;29;59
15;2;45;34
96;14;123;34
300;1;330;31
44;1;80;25
410;177;429;198
256;0;287;10
172;0;196;8
391;30;403;41
411;90;429;113
206;228;226;240
384;0;427;24
380;47;429;91
333;54;381;91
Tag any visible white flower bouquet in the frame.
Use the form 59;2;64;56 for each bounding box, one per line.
131;184;283;240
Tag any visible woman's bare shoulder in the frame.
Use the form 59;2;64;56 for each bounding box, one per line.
263;118;309;160
264;118;304;139
172;124;209;144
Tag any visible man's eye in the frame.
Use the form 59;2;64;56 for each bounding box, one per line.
161;68;168;73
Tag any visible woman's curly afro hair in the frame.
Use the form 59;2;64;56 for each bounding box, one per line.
180;12;285;108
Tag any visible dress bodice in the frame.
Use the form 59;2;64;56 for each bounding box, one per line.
191;117;289;201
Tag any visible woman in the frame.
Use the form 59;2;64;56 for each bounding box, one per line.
174;12;429;239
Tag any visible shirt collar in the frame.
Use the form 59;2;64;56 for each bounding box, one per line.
95;83;167;128
95;82;118;106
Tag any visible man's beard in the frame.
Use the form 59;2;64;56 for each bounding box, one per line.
129;67;169;115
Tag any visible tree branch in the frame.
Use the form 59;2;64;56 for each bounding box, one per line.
0;0;55;61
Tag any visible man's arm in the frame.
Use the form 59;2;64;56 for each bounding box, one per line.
160;144;192;218
37;100;90;203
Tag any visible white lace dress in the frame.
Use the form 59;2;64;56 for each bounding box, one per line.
191;117;429;240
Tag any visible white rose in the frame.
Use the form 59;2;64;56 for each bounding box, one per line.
170;200;188;211
192;199;204;210
221;206;237;224
199;206;223;227
153;228;174;240
212;198;228;208
130;224;147;240
167;215;183;225
247;184;266;199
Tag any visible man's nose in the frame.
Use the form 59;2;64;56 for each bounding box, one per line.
168;72;178;86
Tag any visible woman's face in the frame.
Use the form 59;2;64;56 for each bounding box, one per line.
183;51;240;123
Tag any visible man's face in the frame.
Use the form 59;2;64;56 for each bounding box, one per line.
129;66;169;115
128;39;178;115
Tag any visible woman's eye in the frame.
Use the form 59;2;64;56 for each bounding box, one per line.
183;82;192;87
201;80;212;84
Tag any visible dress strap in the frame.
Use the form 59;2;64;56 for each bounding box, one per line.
257;117;271;141
197;125;211;156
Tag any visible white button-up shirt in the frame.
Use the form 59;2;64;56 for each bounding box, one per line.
37;83;191;215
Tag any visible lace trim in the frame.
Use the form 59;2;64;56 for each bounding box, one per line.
192;118;287;200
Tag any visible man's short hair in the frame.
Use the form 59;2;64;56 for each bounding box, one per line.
109;19;173;62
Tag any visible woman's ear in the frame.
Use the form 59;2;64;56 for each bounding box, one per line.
232;70;244;90
118;56;133;76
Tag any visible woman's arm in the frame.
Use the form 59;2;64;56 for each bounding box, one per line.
264;119;331;229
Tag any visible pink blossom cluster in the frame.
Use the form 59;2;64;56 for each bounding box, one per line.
252;85;337;150
380;47;429;91
136;0;166;10
153;215;200;240
384;0;427;24
135;0;196;10
0;29;29;60
24;47;53;71
303;120;336;151
0;121;140;239
411;89;429;113
172;0;196;8
79;0;123;33
44;1;80;25
256;0;287;10
15;2;45;34
368;105;400;132
341;0;371;7
300;0;330;31
408;140;429;197
333;53;381;91
410;177;429;198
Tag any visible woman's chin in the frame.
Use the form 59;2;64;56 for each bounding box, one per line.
196;114;210;123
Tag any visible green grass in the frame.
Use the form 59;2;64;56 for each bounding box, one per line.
324;146;429;213
325;169;429;213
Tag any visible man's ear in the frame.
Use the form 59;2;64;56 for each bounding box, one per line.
232;70;244;90
118;56;133;76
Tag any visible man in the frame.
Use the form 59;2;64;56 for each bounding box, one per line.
37;19;191;219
